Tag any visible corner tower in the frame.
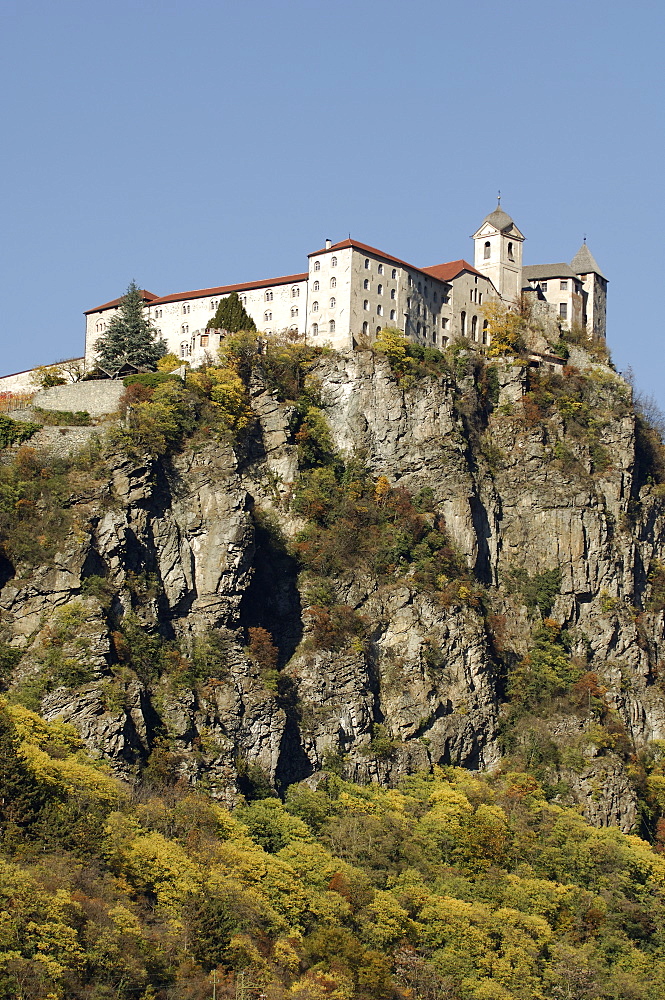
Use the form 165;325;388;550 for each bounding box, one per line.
570;241;607;340
472;201;525;302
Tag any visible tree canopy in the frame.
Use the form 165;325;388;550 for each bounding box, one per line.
207;291;257;333
95;281;167;373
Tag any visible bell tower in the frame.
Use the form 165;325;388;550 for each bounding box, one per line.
472;198;525;302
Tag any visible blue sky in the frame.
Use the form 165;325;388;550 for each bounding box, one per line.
2;0;664;407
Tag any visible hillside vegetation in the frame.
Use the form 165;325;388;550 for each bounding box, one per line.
2;323;665;998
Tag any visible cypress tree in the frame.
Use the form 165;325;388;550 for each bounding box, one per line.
95;281;167;373
206;291;256;333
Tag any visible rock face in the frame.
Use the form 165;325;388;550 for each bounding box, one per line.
2;348;664;832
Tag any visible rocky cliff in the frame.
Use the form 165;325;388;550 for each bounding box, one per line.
2;341;664;833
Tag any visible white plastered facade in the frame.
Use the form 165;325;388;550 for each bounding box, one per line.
82;208;607;370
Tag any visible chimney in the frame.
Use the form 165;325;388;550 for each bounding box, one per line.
325;238;332;249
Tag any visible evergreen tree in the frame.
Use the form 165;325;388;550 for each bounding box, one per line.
95;281;167;373
206;291;256;333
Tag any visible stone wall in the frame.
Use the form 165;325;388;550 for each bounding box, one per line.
34;381;125;417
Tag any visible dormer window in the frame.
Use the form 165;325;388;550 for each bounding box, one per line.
484;241;491;259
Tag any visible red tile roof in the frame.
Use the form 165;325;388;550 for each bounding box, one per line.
149;271;308;306
422;259;483;281
84;290;160;315
309;240;483;285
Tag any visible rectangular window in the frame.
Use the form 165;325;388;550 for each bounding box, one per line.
541;281;548;292
560;280;568;291
559;303;568;319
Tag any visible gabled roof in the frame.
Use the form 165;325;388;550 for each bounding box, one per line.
309;239;484;285
85;290;159;315
570;243;607;280
422;259;483;282
149;272;308;306
523;263;578;281
308;237;424;273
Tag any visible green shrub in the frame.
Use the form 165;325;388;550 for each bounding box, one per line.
0;415;41;449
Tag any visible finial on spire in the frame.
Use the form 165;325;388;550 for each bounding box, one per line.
583;234;587;243
497;190;501;207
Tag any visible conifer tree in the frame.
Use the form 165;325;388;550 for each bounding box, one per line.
206;291;256;333
95;281;167;373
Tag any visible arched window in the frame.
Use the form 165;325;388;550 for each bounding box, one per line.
391;268;397;279
363;300;369;310
484;241;491;259
460;311;466;336
432;331;437;344
329;320;335;333
182;303;190;314
96;321;104;332
313;280;320;291
377;305;383;316
330;297;336;308
180;342;188;358
377;284;383;295
292;286;299;297
264;311;272;321
417;323;421;334
507;242;514;261
311;301;319;312
265;290;273;301
291;306;298;317
364;258;370;269
390;288;396;300
390;309;396;321
312;323;319;335
376;326;381;334
331;256;337;267
330;277;336;287
314;260;320;271
378;264;384;275
289;325;298;333
418;282;422;293
471;315;478;341
482;320;489;345
181;324;189;336
362;321;369;335
363;278;369;290
210;300;217;311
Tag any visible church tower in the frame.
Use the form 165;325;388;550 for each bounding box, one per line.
472;200;525;302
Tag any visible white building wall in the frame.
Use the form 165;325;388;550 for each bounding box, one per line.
306;248;353;350
474;223;523;302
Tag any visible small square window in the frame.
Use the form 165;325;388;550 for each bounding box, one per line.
560;280;568;291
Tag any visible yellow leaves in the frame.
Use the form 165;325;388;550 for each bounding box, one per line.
360;889;413;949
482;301;525;357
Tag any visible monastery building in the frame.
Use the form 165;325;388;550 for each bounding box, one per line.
84;205;607;368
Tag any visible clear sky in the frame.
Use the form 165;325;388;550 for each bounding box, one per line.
2;0;664;406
